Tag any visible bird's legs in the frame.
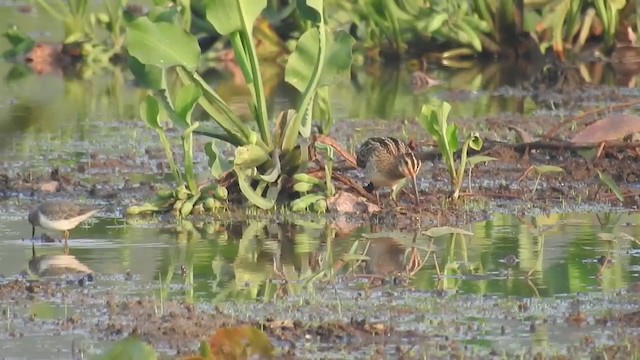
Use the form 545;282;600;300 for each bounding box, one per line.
63;230;69;254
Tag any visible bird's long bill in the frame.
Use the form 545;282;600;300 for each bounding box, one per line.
411;175;420;207
31;225;35;239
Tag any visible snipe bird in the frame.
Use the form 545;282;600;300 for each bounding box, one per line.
28;200;99;252
356;137;422;207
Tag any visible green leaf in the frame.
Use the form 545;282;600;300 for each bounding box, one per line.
140;95;161;130
290;194;324;212
147;7;179;23
2;26;35;59
285;29;355;91
598;170;624;201
467;155;497;166
258;151;281;182
126;17;200;70
234;145;270;168
296;0;323;23
293;181;314;193
236;169;280;209
96;337;157;360
204;142;233;179
423;13;448;34
205;0;267;35
533;165;564;175
468;132;483;151
127;55;164;90
423;226;474;238
174;82;202;126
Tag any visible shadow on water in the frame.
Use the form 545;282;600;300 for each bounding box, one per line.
1;212;638;300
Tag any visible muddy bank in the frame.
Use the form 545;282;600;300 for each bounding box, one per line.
2;276;640;358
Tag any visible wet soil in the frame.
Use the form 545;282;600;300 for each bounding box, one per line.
3;275;640;358
1;107;638;230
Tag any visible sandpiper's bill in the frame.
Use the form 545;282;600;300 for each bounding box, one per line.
28;200;99;251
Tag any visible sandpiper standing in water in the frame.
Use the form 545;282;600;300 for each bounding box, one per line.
356;137;422;207
28;200;99;252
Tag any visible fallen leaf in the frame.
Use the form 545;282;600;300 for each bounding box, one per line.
38;180;60;193
571;114;640;143
327;191;380;213
209;325;274;360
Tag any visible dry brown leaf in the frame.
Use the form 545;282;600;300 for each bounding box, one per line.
327;191;380;213
209;325;274;360
571;114;640;143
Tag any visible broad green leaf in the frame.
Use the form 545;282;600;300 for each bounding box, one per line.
467;155;497;166
204;142;233;179
598;170;624;201
533;165;564;175
96;337;157;360
126;17;200;70
285;29;355;91
423;226;474;238
205;0;267;35
127;55;164;90
296;0;323;23
140;96;161;129
234;145;270;168
174;83;202;126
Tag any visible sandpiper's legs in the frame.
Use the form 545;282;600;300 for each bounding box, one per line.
31;226;35;239
63;230;70;254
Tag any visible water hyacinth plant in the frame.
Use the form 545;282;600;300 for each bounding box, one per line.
418;101;485;201
125;0;354;214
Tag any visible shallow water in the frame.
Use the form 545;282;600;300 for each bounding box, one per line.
2;212;639;299
1;212;640;358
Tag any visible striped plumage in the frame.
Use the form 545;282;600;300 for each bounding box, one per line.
356;137;422;206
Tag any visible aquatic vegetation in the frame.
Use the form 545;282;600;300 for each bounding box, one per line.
96;337;158;360
520;165;565;198
418;101;485;201
597;170;624;201
126;0;354;214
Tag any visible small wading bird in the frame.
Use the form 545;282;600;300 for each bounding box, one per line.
28;200;100;253
356;137;422;207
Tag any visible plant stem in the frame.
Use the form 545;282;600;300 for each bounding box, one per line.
237;14;271;147
182;122;199;195
156;129;182;185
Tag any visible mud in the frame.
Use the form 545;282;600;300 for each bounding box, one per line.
2;275;640;358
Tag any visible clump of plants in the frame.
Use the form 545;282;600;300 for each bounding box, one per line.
418;101;489;201
125;0;354;216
